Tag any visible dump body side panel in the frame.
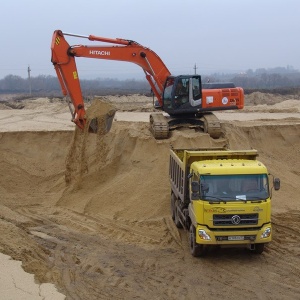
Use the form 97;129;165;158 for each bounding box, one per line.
169;150;186;202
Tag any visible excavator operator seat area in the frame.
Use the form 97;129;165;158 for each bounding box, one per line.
162;75;203;111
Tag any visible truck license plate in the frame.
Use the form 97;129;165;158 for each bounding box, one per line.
228;236;244;241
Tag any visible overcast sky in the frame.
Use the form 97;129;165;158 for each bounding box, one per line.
1;0;299;80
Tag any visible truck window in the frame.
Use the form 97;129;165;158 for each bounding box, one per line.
200;174;269;201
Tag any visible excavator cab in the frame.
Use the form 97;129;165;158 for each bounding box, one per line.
151;74;241;139
162;75;202;115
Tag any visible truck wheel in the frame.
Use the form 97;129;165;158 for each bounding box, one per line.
174;199;183;228
189;225;205;257
170;192;175;221
253;243;265;254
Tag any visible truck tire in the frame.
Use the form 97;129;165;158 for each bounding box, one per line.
174;199;183;228
189;225;206;257
253;243;265;254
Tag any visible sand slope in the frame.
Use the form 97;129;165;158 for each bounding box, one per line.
0;94;300;299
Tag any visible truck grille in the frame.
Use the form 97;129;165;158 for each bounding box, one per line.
213;213;258;226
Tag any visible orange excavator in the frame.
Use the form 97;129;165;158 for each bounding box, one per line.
51;30;244;139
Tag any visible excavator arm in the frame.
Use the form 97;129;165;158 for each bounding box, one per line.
51;30;171;130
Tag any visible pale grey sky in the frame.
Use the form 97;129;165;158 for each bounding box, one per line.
1;0;299;79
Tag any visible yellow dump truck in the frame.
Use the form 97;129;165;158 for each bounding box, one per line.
169;148;280;256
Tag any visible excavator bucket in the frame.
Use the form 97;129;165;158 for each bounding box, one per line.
88;109;116;134
86;99;116;135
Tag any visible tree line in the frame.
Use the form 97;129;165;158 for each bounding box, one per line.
0;75;150;96
1;66;300;96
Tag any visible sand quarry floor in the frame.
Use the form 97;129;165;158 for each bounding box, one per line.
0;92;300;299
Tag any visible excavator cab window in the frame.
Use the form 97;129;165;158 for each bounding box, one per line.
174;78;189;106
191;77;202;101
166;77;190;109
162;77;174;108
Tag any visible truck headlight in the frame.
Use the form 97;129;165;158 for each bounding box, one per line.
198;229;211;240
261;227;271;239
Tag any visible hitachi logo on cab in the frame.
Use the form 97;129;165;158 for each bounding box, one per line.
89;50;110;56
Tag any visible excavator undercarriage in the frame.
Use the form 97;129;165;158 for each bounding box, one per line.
150;112;222;139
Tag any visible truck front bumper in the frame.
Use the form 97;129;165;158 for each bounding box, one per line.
196;223;272;245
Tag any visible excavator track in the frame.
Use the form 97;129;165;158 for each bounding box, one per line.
149;113;169;139
201;113;222;139
150;112;221;140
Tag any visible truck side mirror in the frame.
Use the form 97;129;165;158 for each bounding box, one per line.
274;178;280;190
191;181;199;192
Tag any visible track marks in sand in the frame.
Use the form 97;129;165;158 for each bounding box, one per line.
14;204;190;299
17;205;182;251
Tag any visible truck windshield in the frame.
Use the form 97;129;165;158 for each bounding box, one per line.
200;174;269;202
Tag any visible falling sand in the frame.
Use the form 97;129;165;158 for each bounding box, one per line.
65;98;116;188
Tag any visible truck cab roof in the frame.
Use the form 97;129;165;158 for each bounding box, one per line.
191;159;268;175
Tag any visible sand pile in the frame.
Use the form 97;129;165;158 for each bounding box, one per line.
243;98;300;113
0;94;300;299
